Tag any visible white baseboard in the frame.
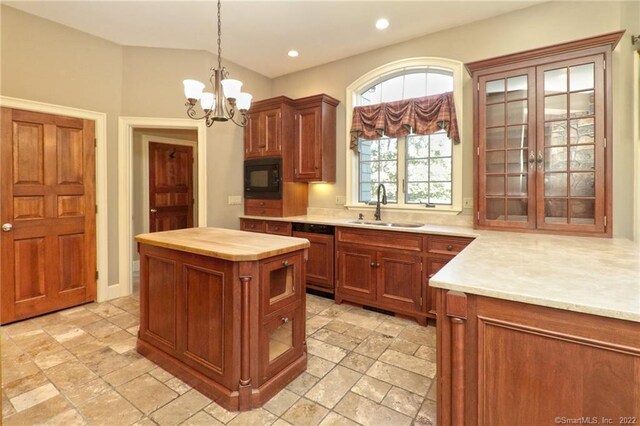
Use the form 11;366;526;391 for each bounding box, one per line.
133;260;140;272
106;283;125;301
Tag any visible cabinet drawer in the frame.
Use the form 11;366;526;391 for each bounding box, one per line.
245;199;282;209
336;227;423;252
241;219;265;233
245;206;282;217
426;236;473;257
266;221;291;236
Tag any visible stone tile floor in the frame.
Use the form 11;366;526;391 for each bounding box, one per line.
1;292;437;425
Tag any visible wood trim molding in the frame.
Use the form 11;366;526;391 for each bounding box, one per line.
465;30;625;74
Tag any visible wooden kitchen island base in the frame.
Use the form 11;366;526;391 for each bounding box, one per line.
135;228;310;411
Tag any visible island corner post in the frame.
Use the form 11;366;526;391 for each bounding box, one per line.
134;227;309;411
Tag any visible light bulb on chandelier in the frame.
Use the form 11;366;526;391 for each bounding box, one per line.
182;0;252;127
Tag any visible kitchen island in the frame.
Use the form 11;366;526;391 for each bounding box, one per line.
430;232;640;426
134;227;309;411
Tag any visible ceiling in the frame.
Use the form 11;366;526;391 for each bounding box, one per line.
5;1;542;78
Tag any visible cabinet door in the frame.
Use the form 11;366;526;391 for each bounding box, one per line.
293;232;334;291
478;69;537;230
377;251;422;313
262;108;282;156
425;256;450;316
336;246;377;302
244;112;262;158
259;304;304;384
260;252;304;317
294;106;322;181
536;55;606;234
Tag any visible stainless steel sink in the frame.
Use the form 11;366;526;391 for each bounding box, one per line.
347;220;423;228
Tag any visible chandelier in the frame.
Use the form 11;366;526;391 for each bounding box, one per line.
182;0;252;127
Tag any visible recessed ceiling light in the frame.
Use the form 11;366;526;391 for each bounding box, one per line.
288;50;299;58
375;18;389;30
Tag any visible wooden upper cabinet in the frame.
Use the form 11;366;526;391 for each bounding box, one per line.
467;31;623;237
293;94;339;182
244;97;295;159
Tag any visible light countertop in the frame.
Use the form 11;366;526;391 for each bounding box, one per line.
135;227;309;261
240;214;640;322
241;214;478;238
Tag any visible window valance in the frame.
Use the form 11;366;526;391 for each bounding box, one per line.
350;92;460;151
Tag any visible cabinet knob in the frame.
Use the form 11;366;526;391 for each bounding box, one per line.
259;201;265;206
250;224;255;229
281;316;289;324
274;226;280;231
370;262;380;268
282;260;289;266
446;244;453;251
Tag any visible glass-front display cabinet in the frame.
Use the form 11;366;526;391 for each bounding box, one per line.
468;31;622;236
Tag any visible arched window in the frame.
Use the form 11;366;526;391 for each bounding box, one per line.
346;58;464;212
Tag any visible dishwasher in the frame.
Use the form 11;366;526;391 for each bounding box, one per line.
291;223;335;296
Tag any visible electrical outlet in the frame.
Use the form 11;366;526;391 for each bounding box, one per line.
335;195;346;205
228;195;242;205
463;197;473;209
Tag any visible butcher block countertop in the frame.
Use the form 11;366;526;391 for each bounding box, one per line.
135;227;310;261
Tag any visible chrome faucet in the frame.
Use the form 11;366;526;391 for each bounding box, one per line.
373;183;387;221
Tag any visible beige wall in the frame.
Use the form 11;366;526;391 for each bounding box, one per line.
272;1;638;238
1;6;272;287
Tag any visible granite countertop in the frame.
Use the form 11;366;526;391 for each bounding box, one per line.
240;214;640;323
135;227;310;261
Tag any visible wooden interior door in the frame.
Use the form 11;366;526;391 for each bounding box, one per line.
0;108;96;324
148;142;194;232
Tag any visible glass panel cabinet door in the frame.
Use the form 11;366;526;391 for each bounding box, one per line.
536;55;605;233
478;69;536;229
260;253;303;316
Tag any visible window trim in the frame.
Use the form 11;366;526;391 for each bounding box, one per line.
345;57;464;214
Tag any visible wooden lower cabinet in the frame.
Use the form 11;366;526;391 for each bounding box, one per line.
137;243;307;411
336;227;424;322
436;290;640;426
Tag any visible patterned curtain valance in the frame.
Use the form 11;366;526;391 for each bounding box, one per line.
349;91;460;151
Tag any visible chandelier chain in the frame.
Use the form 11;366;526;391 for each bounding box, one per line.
217;0;222;70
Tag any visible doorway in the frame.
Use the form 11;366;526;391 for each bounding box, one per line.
119;117;207;298
131;130;198;282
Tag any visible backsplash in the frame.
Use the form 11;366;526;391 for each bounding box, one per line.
306;207;473;227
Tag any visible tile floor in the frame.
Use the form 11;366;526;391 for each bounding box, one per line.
1;292;437;426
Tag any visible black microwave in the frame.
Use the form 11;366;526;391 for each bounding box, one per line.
244;157;282;199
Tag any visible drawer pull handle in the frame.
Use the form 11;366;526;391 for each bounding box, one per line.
274;226;280;231
281;317;289;324
259;202;265;206
446;244;453;251
250;224;255;229
370;262;380;268
282;260;289;266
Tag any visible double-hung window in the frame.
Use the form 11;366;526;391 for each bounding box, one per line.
347;58;464;212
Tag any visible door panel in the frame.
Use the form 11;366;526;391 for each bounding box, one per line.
262;108;281;156
378;251;422;312
294;107;321;181
1;108;96;324
149;142;194;232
